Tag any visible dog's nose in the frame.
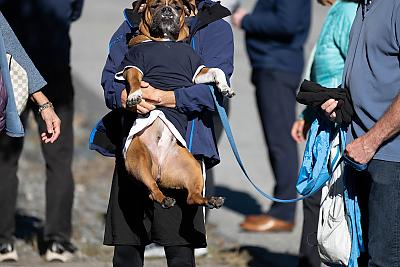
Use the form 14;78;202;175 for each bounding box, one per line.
161;6;173;15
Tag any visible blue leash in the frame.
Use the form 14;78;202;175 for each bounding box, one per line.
190;37;320;202
208;86;317;203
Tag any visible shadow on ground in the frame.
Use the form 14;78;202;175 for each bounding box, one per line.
215;185;263;215
15;211;47;255
239;245;298;267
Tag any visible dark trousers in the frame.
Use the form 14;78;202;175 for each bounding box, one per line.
0;67;74;243
298;190;322;267
354;160;400;267
251;69;300;222
113;245;195;267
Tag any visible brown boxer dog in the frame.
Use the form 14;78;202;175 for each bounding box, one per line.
122;0;234;209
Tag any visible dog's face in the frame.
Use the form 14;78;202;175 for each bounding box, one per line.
149;0;184;39
135;0;192;41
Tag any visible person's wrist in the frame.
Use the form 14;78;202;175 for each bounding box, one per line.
38;101;54;114
363;131;382;151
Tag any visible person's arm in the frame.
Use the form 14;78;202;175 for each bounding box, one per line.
332;4;357;60
345;94;400;164
30;91;61;144
240;0;308;36
101;22;131;110
174;19;234;114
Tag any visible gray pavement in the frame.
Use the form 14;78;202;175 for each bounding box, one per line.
6;1;331;266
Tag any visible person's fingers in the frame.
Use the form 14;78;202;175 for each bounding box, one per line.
325;101;338;114
320;99;336;110
141;87;162;103
329;111;337;121
50;118;61;143
291;120;305;143
140;81;149;88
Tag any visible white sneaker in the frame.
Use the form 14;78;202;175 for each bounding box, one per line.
44;240;77;262
144;243;165;258
0;243;18;262
144;244;208;258
194;247;208;257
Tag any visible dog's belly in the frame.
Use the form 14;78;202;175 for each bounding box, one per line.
137;118;185;188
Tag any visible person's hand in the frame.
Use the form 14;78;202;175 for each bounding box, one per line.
39;107;61;143
345;134;379;165
291;119;311;143
232;7;248;28
321;98;338;121
136;81;162;114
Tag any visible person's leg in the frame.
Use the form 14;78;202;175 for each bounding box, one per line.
164;245;195;267
298;190;322;267
113;245;145;267
0;109;30;245
253;69;300;223
366;160;400;267
35;67;75;242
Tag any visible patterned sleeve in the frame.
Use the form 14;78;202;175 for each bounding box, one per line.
0;12;46;94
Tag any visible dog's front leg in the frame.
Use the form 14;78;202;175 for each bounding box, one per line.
194;67;235;98
123;67;144;108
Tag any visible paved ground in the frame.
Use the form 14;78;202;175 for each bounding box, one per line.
2;1;332;266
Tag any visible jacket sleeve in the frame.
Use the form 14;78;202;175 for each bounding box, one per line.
333;5;357;60
241;0;306;36
101;22;131;110
0;12;46;95
175;19;234;114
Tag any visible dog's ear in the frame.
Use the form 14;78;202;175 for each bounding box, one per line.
182;0;195;16
132;0;147;12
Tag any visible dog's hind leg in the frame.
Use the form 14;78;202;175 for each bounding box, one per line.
160;145;225;209
194;67;235;98
125;136;176;208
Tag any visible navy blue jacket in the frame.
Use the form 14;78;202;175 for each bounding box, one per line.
242;0;311;74
96;0;233;169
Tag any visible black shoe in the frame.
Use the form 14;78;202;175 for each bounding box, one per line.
0;243;18;262
44;240;77;262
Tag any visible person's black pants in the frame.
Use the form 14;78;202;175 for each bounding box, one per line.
251;69;300;223
113;245;195;267
0;67;74;243
298;190;322;267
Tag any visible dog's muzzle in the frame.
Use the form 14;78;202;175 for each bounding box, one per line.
160;6;175;20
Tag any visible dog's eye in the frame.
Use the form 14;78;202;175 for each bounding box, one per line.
174;6;181;11
150;4;158;9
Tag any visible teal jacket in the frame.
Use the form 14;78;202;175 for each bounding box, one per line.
302;0;357;121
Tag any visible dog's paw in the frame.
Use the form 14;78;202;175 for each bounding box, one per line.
161;197;176;209
126;91;142;108
207;196;225;209
218;84;235;98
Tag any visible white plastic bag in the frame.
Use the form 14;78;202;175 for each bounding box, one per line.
317;133;351;265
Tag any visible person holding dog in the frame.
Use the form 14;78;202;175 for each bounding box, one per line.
232;0;311;232
0;0;84;262
99;0;233;266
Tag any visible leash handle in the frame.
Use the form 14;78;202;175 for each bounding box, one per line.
209;85;316;203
